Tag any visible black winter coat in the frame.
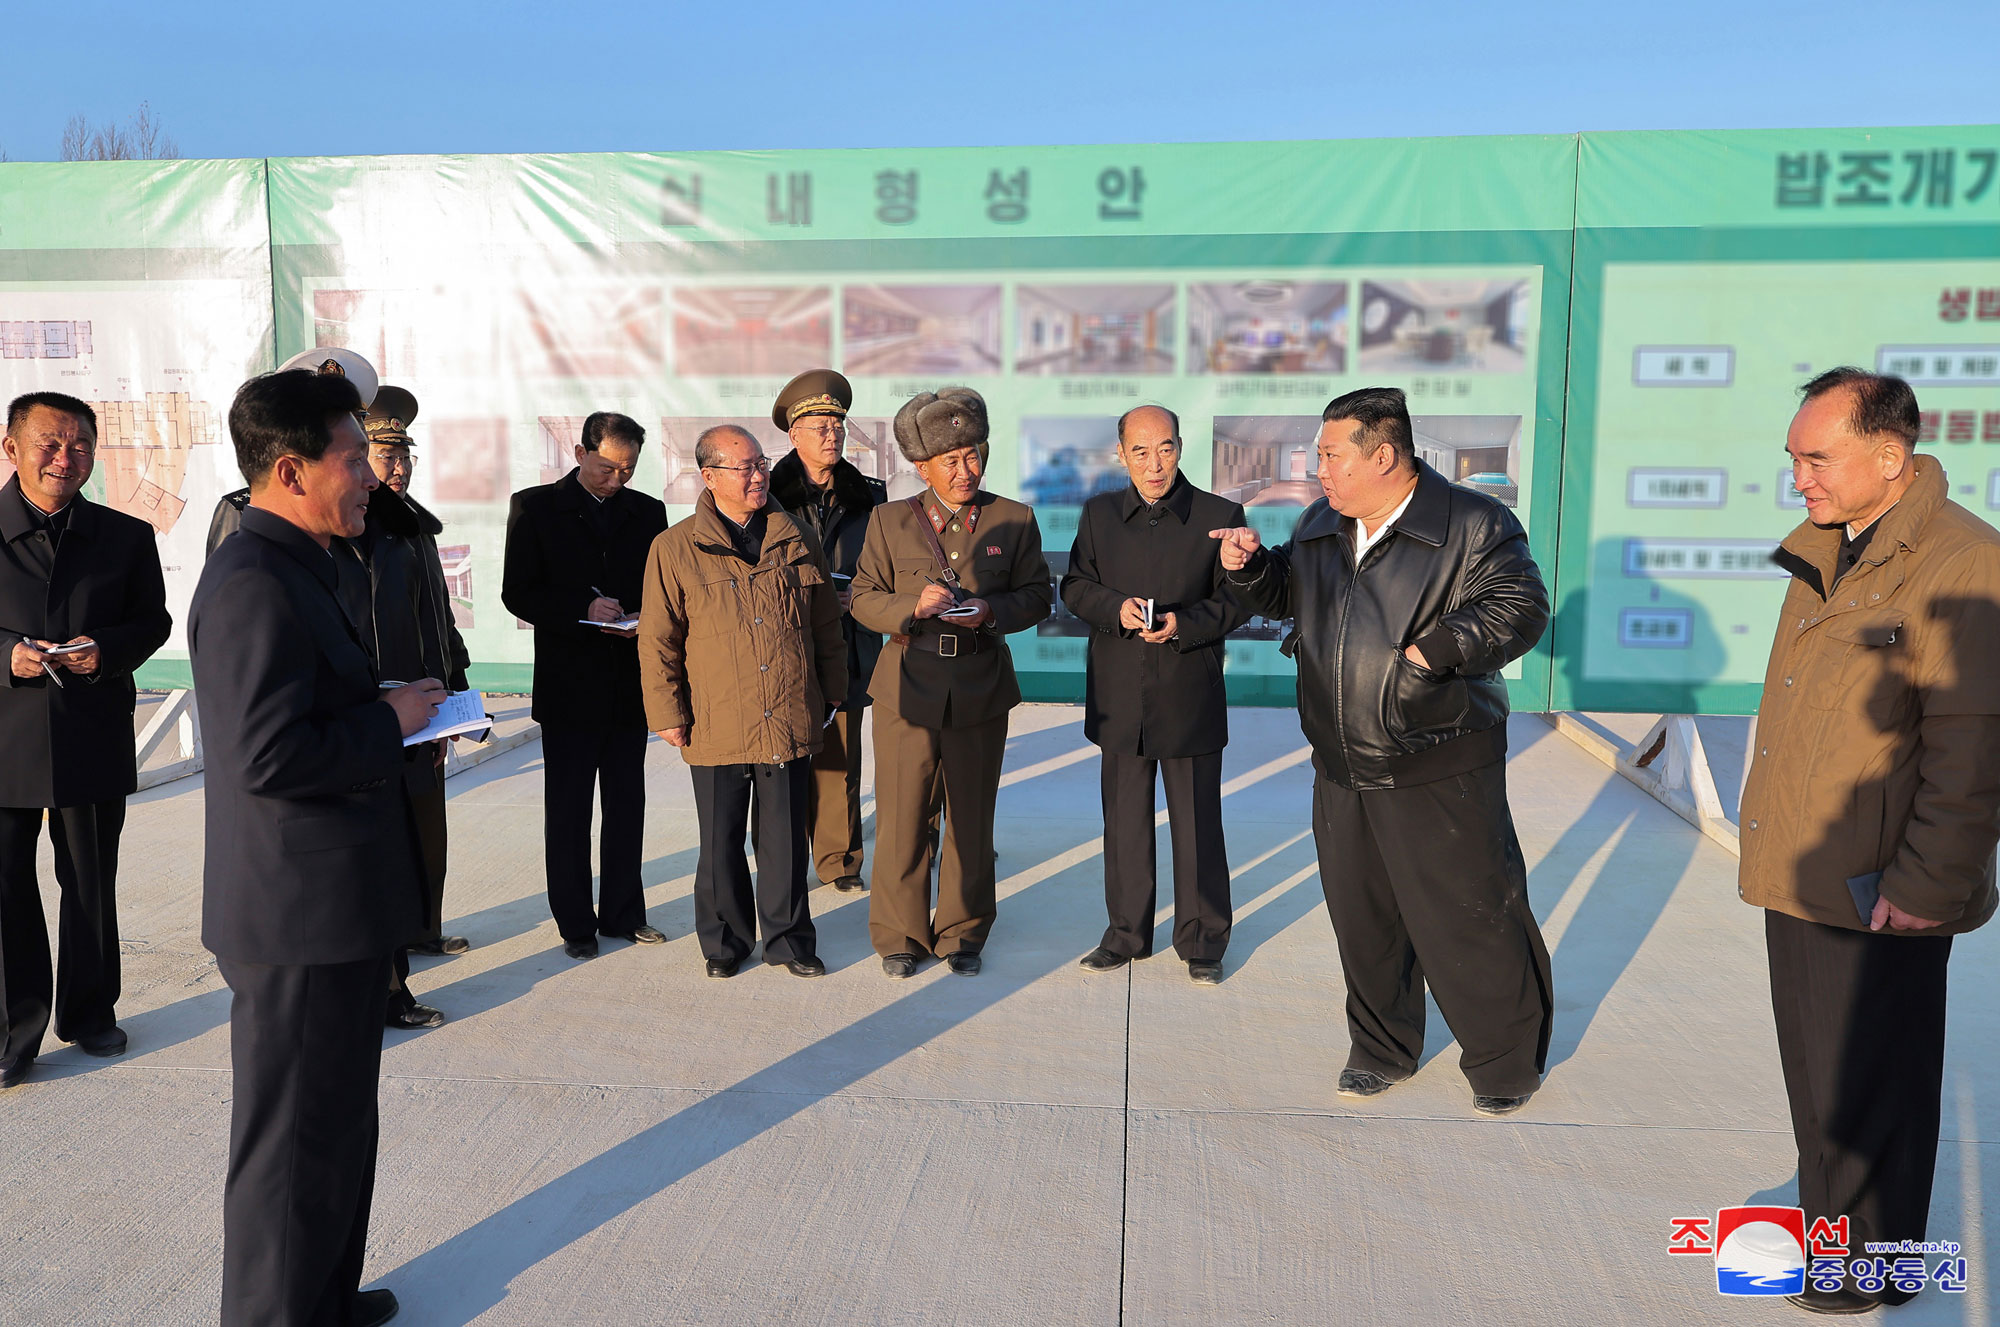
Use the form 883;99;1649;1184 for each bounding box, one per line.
1059;476;1249;758
769;451;884;710
0;479;171;807
501;470;668;731
1228;461;1548;790
191;505;424;965
345;485;470;689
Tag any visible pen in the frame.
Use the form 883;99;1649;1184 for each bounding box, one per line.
23;637;63;689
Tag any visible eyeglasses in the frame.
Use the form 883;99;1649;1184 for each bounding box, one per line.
375;453;416;472
705;458;772;476
792;422;845;441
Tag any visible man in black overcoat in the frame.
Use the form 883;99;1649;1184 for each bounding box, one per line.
1060;405;1249;983
191;368;444;1327
501;411;670;959
0;392;171;1089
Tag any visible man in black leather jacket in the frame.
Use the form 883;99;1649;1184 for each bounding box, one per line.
1213;386;1553;1116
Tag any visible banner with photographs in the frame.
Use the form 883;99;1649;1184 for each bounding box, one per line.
0;159;274;684
1555;125;2000;713
262;137;1578;706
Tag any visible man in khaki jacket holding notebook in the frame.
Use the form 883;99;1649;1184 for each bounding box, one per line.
849;388;1053;978
638;425;846;979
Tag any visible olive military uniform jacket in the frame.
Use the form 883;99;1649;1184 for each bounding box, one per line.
637;491;847;767
849;489;1053;730
1740;456;2000;936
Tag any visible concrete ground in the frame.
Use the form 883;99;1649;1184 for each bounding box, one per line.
4;706;1995;1326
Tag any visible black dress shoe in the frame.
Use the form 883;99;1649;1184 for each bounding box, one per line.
1336;1068;1396;1098
607;924;667;945
1187;959;1224;985
1786;1285;1880;1315
75;1026;129;1057
354;1287;400;1327
564;938;599;960
386;1002;445;1030
1472;1090;1534;1116
831;875;866;893
783;956;826;978
882;952;920;979
0;1054;31;1089
946;951;982;976
1077;946;1129;972
706;957;739;979
410;935;471;956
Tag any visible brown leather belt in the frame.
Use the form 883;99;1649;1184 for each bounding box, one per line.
890;629;986;658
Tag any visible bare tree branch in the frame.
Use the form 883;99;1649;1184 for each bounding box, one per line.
59;104;180;161
60;114;90;161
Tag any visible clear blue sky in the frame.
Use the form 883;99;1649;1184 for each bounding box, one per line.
7;1;1996;160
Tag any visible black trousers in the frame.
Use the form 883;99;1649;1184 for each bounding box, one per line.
1099;750;1232;962
1767;909;1952;1304
391;749;450;1010
690;760;817;965
540;722;648;943
218;953;393;1327
0;800;126;1063
1311;762;1553;1098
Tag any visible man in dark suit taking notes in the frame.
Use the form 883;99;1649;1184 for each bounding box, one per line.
191;368;443;1327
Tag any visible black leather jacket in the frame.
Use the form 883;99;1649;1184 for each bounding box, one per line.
1228;461;1548;791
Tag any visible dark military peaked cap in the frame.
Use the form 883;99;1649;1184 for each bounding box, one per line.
364;385;420;447
772;368;853;430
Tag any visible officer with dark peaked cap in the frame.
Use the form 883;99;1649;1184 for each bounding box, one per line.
352;385;475;1028
849;387;1052;977
766;370;885;895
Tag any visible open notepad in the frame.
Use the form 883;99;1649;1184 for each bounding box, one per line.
577;616;641;631
404;690;493;747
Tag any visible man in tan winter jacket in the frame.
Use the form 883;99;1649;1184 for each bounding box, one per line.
1740;367;2000;1315
638;425;846;979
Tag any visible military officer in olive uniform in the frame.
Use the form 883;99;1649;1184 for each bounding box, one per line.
767;370;885;895
850;387;1053;978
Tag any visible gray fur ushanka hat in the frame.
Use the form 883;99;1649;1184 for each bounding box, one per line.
892;386;988;463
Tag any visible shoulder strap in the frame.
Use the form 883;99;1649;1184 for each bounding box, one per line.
905;496;962;593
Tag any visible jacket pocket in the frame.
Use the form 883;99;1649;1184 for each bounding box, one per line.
893;557;939;595
1388;650;1469;748
687;567;741;637
776;558;827;627
1807;608;1908;722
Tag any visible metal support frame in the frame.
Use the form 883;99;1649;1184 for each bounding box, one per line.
1543;712;1744;856
130;689;541;791
134;690;203;791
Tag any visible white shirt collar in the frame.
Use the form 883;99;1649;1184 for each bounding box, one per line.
1352;484;1418;563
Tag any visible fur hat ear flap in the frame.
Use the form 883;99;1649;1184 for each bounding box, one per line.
892;385;989;463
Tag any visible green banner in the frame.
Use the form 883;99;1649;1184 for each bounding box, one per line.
0;159;274;689
265;137;1577;706
7;125;1991;714
1553;126;2000;713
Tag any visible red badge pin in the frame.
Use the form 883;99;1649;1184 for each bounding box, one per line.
986;545;1002;556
